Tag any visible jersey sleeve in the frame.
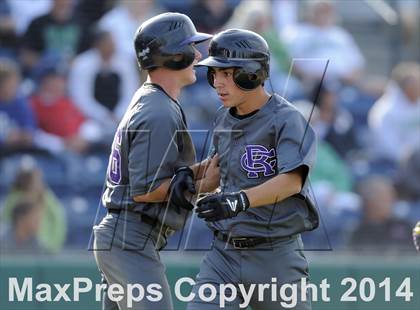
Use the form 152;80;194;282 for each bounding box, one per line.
128;110;179;197
276;108;319;228
275;109;317;181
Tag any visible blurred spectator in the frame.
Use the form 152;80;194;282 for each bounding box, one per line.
75;0;116;29
75;0;116;52
98;0;162;57
6;0;51;35
281;0;365;83
368;62;420;163
69;29;139;144
0;199;46;254
20;0;85;76
1;162;66;253
0;58;36;154
189;0;233;34
30;67;91;154
395;148;420;202
312;82;360;159
271;0;299;33
312;142;353;193
350;176;413;250
0;0;19;59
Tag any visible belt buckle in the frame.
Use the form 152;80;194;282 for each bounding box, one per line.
231;237;249;249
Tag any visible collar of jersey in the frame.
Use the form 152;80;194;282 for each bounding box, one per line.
229;108;259;119
226;95;274;123
143;82;179;104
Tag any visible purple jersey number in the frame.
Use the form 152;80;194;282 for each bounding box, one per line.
108;129;122;184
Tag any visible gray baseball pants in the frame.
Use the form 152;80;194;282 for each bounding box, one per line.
93;211;173;310
187;234;311;310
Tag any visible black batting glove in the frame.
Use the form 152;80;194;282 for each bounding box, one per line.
169;167;196;212
413;221;420;252
196;191;250;222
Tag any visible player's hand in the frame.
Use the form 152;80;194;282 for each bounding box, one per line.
413;221;420;252
169;167;196;212
196;191;250;221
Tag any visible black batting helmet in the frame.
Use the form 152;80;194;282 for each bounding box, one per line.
196;29;270;90
134;13;212;71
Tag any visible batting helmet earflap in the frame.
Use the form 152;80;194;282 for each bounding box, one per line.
196;29;270;90
134;13;212;71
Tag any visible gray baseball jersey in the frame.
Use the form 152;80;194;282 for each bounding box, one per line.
209;94;318;237
101;82;196;230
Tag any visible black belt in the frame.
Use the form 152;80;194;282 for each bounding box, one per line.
214;231;291;249
107;209;157;227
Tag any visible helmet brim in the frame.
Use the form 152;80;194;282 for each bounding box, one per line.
195;56;243;68
180;33;213;46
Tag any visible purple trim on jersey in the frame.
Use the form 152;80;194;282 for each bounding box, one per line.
240;144;277;178
108;129;122;184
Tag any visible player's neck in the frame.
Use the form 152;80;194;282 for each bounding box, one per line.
146;74;181;100
236;88;270;115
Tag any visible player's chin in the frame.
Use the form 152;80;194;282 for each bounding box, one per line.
185;74;197;86
187;71;197;85
218;96;233;107
221;100;234;108
190;71;197;82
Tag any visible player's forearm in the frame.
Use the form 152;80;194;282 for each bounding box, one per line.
190;158;211;180
244;170;303;208
193;155;220;193
132;179;171;203
132;177;217;204
195;178;218;194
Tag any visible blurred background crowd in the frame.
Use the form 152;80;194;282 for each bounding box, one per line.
0;0;418;255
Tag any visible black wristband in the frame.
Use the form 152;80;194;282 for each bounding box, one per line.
175;166;193;177
238;191;250;211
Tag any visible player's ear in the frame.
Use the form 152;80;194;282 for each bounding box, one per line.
173;54;183;62
207;68;216;88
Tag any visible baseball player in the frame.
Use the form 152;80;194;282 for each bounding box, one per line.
92;13;217;310
414;221;420;252
185;29;319;310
